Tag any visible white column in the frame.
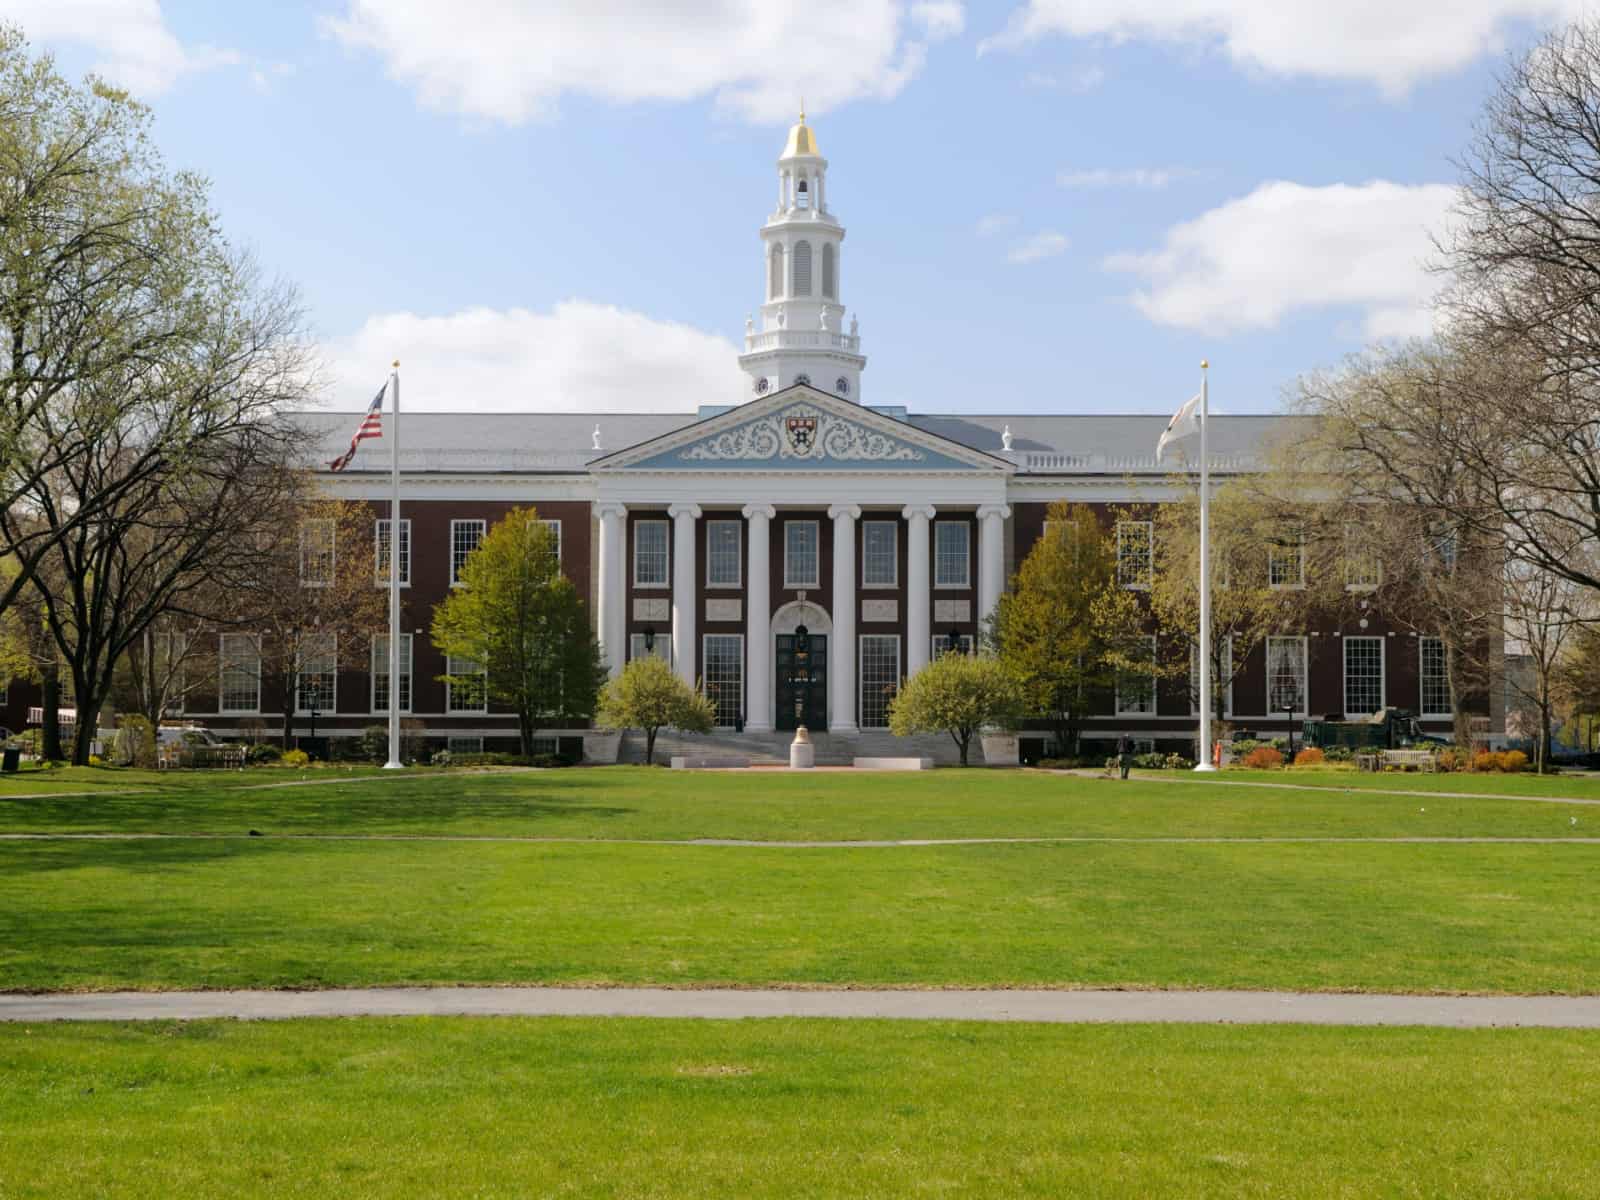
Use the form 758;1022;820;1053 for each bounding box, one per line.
743;504;775;732
977;503;1011;639
669;503;701;687
903;504;935;677
829;503;861;735
596;503;627;680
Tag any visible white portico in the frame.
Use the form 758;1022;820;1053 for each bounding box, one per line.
589;386;1011;735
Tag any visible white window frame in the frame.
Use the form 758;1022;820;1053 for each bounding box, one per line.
633;519;670;589
299;519;335;588
931;633;975;660
374;518;411;587
1268;535;1305;590
861;520;898;588
859;633;901;729
370;632;414;715
783;520;820;589
450;519;487;587
1344;526;1381;592
1117;521;1153;591
628;633;672;667
1419;635;1452;718
702;634;745;728
294;632;338;715
1265;635;1309;717
541;518;562;566
1343;636;1385;718
1115;634;1158;716
448;735;483;756
705;519;742;589
445;654;488;714
1190;636;1234;717
218;633;262;715
934;520;970;589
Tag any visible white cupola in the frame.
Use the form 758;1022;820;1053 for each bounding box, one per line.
738;108;866;403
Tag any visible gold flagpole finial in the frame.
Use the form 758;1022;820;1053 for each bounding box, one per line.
799;98;805;122
392;359;400;369
1200;359;1209;370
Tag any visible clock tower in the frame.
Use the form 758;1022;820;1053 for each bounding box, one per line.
738;109;867;403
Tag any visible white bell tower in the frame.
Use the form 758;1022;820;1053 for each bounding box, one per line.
739;108;866;403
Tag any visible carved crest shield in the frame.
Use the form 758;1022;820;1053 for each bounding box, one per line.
785;415;818;455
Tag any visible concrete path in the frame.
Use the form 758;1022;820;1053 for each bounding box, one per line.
4;986;1598;1028
1069;769;1600;807
0;832;1594;847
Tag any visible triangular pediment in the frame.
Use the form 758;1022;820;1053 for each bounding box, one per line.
590;386;1010;473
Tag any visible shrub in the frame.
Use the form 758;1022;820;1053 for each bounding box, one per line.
280;749;310;768
431;750;453;768
1499;749;1529;773
1292;747;1325;767
87;753;105;766
112;716;157;768
1436;747;1461;773
246;743;280;765
1321;745;1353;762
1240;746;1285;770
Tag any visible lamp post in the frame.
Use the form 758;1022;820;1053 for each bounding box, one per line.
1285;700;1296;762
642;626;656;656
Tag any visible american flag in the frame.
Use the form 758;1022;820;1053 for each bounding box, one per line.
328;383;387;472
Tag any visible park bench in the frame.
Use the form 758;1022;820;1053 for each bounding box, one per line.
1380;748;1438;772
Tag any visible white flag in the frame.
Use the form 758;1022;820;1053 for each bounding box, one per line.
1155;393;1201;463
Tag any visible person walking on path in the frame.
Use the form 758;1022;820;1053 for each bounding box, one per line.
1117;733;1131;780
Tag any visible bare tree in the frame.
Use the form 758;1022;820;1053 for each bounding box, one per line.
1502;558;1593;771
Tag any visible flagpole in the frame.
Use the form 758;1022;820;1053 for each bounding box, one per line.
384;360;403;771
1194;359;1216;772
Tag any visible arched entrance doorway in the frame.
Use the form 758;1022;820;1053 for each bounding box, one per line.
771;599;832;732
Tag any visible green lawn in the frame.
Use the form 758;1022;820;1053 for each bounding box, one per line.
3;837;1596;993
0;763;390;796
0;765;1594;840
1202;766;1600;798
2;1017;1595;1197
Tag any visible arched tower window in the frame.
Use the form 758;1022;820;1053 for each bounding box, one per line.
821;243;836;300
769;243;784;300
796;177;810;209
793;241;813;297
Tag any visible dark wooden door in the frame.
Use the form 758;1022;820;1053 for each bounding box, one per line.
775;634;828;732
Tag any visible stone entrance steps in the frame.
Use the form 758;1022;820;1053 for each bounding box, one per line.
619;728;965;766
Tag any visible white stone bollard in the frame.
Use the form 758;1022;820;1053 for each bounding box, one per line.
789;726;815;770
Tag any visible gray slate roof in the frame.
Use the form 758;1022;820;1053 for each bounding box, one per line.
288;408;1299;475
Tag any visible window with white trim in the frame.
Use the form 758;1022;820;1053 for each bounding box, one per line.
219;633;261;713
1343;637;1384;716
299;520;335;587
633;520;669;588
541;519;562;565
448;735;483;756
860;634;900;729
628;633;671;666
784;520;819;588
450;519;486;586
1428;522;1459;574
1268;535;1305;589
1420;636;1451;716
932;633;975;659
445;654;487;713
1266;636;1308;715
371;633;414;714
295;633;337;714
374;519;411;586
1115;636;1157;715
862;520;897;587
934;520;970;588
1117;521;1152;590
1344;526;1380;590
1190;636;1234;716
702;634;744;727
706;519;741;588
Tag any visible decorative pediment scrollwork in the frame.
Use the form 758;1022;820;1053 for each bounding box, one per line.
683;406;925;463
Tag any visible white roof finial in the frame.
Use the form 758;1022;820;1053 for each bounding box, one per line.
592;424;602;452
1002;424;1013;451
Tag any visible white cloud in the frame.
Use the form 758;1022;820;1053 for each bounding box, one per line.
976;212;1018;237
0;0;238;94
1007;231;1069;263
1104;180;1457;337
981;0;1585;94
1022;64;1106;91
321;301;747;413
1058;166;1206;189
322;0;964;125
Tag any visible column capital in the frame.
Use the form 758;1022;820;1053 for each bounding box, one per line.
594;501;627;519
976;504;1012;521
828;503;862;523
667;503;702;521
741;503;777;522
901;504;937;522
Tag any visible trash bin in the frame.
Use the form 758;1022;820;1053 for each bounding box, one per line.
2;746;19;773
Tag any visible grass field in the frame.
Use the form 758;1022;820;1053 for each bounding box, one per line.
0;765;1595;841
2;1017;1596;1198
3;769;1597;994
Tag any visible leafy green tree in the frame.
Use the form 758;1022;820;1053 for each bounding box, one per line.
431;508;607;755
596;655;714;766
990;502;1114;755
888;653;1022;767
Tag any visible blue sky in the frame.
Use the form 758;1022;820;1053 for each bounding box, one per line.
2;1;1580;414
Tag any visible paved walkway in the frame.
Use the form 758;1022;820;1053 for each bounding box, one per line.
3;986;1598;1028
0;832;1593;846
1068;769;1600;807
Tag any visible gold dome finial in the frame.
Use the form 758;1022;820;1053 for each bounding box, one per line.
799;98;805;122
782;106;819;158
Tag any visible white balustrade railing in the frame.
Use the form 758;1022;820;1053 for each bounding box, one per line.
743;330;862;353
